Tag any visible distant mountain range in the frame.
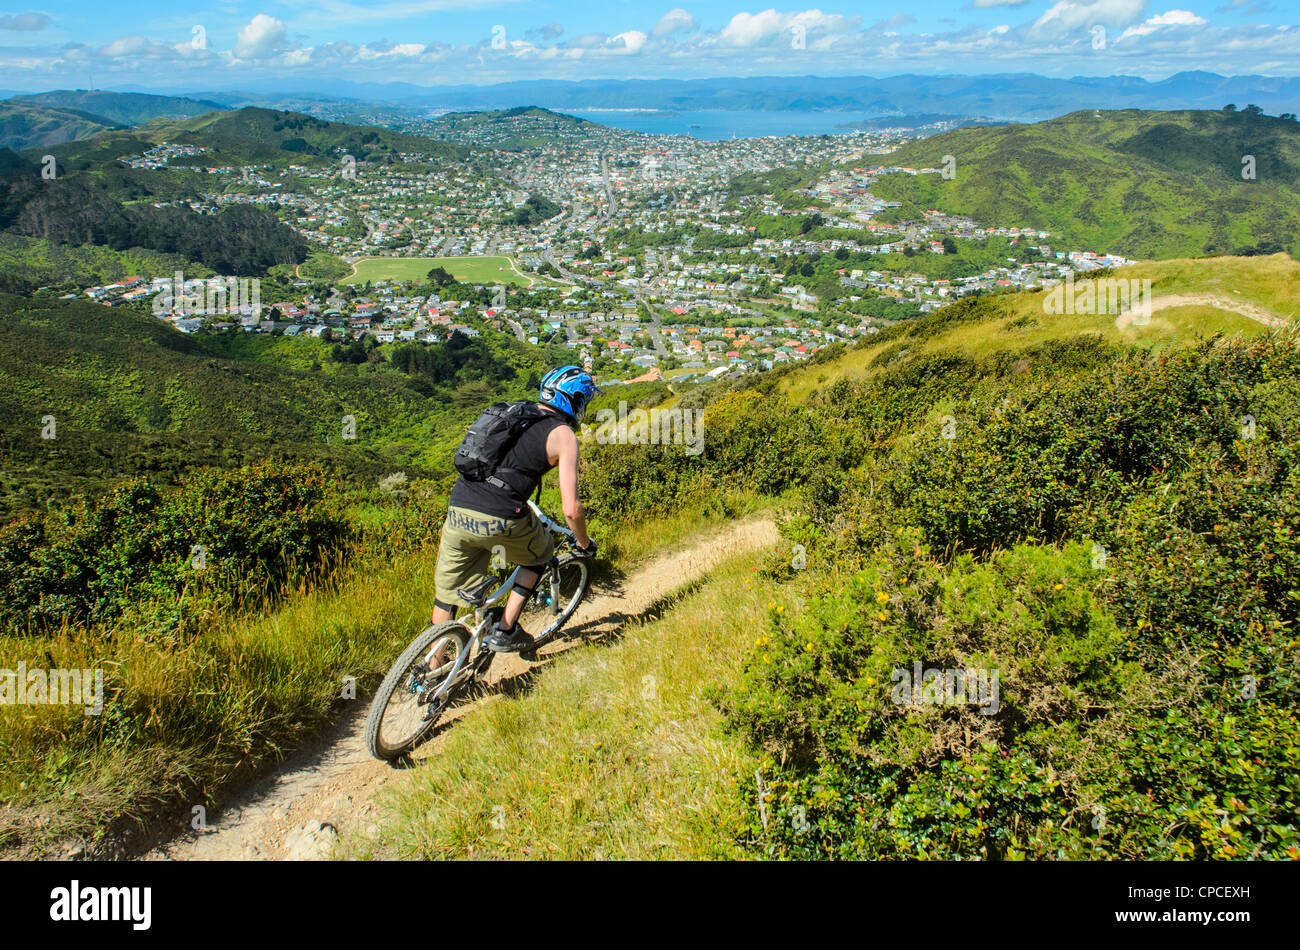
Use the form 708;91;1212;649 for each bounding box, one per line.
103;71;1300;120
4;73;1298;152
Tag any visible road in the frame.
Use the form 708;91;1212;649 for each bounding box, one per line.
541;247;670;359
502;315;526;341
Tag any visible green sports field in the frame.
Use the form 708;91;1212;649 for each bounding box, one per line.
344;255;536;287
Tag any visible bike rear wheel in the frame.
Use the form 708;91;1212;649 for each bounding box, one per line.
364;621;474;761
520;552;591;649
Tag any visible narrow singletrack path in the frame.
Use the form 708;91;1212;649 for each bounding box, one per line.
142;515;777;861
1116;293;1292;329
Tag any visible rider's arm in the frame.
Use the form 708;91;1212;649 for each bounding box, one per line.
551;424;592;549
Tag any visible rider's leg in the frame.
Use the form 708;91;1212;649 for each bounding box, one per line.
427;599;459;669
499;567;540;629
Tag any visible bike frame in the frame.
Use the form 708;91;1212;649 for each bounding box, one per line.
427;504;574;703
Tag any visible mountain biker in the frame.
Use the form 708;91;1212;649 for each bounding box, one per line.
430;365;600;654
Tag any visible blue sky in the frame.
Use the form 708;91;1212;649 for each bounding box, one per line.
0;1;1295;91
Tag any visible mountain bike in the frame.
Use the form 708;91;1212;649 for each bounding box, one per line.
364;501;592;761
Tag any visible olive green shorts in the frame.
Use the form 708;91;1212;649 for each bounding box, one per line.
434;505;555;607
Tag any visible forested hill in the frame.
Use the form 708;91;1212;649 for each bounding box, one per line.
149;106;470;165
867;108;1300;260
0;105;478;277
0;293;557;519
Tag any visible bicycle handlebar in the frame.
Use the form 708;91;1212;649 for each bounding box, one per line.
527;499;574;540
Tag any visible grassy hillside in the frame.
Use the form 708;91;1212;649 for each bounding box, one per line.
0;232;207;293
148;106;470;167
564;253;1300;859
3;253;1295;861
8;90;224;127
868;109;1300;259
0;293;558;518
783;254;1297;401
0;101;119;152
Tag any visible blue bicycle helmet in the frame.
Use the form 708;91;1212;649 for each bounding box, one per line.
539;365;600;423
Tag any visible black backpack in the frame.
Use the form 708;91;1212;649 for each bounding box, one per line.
453;401;552;489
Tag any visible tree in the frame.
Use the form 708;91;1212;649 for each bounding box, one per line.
1223;104;1237;113
426;266;455;286
941;237;958;255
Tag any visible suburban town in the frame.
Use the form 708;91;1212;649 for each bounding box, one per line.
83;110;1134;384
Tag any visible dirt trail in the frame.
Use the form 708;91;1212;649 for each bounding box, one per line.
143;515;777;861
1116;293;1292;330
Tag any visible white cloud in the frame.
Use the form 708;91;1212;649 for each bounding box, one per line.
4;2;1300;89
611;30;648;53
234;14;288;60
526;23;564;42
1120;9;1208;40
719;8;855;48
1032;0;1146;37
652;9;696;38
0;12;52;31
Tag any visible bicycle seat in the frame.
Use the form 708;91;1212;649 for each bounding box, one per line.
457;575;497;607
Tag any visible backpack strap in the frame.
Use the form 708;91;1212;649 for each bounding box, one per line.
485;405;563;502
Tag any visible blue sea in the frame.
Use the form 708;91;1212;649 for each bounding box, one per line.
565;108;881;140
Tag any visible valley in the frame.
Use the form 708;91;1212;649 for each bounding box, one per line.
0;76;1297;870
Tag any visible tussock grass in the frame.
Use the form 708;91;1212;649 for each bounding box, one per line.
0;546;439;856
350;549;777;860
0;499;762;857
784;255;1296;400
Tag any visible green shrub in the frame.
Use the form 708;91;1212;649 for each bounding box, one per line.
713;533;1299;859
0;461;357;635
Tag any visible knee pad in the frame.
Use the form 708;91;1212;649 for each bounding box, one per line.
434;598;457;614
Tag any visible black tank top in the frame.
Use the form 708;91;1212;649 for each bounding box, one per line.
448;409;569;519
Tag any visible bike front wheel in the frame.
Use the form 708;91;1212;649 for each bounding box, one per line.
520;552;591;649
364;621;473;761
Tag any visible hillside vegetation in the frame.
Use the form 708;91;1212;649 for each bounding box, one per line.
2;254;1296;860
7;90;224;128
0;107;478;278
0;293;560;518
562;254;1300;859
783;254;1297;400
0;102;119;152
153;107;469;166
868;109;1300;259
